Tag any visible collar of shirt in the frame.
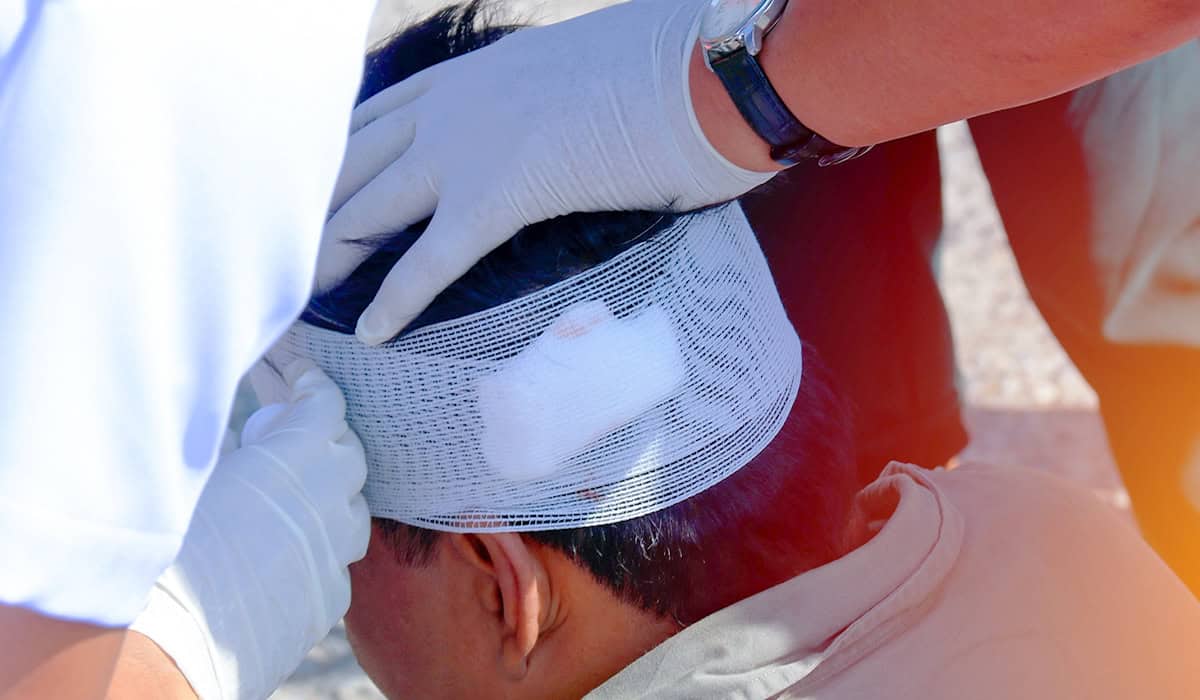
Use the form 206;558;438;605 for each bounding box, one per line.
585;462;964;700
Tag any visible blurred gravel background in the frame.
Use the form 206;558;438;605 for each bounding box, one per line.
270;2;1126;697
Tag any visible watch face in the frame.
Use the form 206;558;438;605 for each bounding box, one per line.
699;0;770;42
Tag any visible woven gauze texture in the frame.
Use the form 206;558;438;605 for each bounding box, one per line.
272;203;802;531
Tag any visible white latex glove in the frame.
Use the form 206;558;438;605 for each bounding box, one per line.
318;0;774;344
131;360;369;700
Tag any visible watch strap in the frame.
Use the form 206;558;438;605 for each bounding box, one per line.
709;49;870;167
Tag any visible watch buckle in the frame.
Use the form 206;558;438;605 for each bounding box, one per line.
818;145;874;167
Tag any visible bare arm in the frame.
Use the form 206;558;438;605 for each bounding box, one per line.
106;632;198;700
0;604;125;699
0;608;191;700
692;0;1200;170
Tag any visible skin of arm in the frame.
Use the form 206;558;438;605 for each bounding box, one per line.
0;604;126;700
691;0;1200;170
0;610;195;700
106;632;199;700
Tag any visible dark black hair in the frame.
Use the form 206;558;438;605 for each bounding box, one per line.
309;1;857;625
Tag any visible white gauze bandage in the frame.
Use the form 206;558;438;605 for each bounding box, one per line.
270;203;802;531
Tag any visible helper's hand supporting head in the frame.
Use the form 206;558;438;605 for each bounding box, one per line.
289;8;857;699
315;0;775;345
129;361;369;700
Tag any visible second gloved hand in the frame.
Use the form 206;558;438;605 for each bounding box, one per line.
318;0;775;344
130;360;369;700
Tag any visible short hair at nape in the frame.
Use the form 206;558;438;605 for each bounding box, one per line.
307;1;858;625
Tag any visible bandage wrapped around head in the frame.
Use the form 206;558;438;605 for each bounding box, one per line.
270;203;802;531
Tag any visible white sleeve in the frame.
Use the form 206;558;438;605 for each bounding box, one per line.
0;0;375;626
1067;40;1200;346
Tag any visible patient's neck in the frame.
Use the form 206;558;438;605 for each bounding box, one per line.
533;551;681;699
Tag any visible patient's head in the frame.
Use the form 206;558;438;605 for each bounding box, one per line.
309;4;856;698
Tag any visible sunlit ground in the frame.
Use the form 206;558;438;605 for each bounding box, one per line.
936;122;1129;520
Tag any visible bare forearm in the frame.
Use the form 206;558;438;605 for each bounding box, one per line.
0;604;124;699
693;0;1200;169
0;606;192;700
107;632;198;700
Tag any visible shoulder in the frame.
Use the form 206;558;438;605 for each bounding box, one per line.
864;462;1200;698
925;462;1200;685
929;461;1150;571
933;461;1121;525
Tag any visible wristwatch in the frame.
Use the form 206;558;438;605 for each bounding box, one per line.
698;0;871;167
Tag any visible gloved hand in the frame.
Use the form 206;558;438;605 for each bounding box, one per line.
317;0;775;344
130;360;369;700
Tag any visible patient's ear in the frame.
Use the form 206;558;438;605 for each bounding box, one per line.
448;533;551;679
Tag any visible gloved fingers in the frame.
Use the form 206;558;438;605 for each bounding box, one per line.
245;414;363;502
328;109;417;214
310;496;368;607
240;401;289;448
328;565;354;627
355;204;501;344
318;155;439;290
241;358;310;447
350;70;435;133
247;358;289;406
333;427;368;499
278;361;351;442
320;491;370;569
343;494;372;563
282;357;321;388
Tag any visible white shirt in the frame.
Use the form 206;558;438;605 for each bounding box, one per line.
1067;40;1200;347
0;0;375;626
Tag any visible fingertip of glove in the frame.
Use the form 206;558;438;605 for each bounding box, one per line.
283;358;320;387
247;360;290;406
284;360;343;408
356;304;404;346
334;429;368;490
349;496;372;562
241;402;289;448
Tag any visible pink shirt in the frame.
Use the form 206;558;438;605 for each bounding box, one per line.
589;462;1200;699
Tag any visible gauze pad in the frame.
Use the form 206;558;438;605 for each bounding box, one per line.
478;301;686;482
270;203;802;532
